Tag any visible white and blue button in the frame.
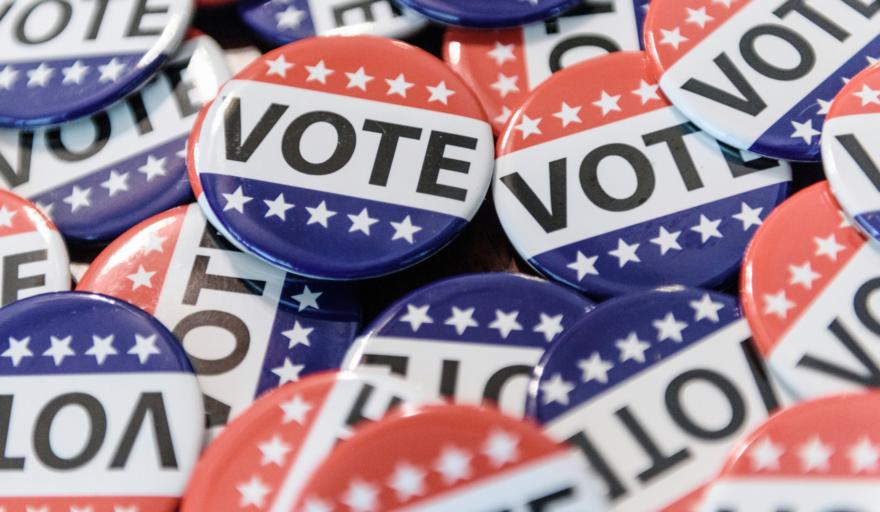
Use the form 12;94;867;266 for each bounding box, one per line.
392;0;583;28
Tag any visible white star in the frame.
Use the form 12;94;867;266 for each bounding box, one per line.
489;310;523;339
816;98;832;116
650;226;682;255
222;186;253;213
292;285;322;311
237;476;271;507
138;155;166;181
490;73;519;98
750;437;784;471
348;208;379;235
494;106;513;126
126;265;155;290
128;334;160;364
276;6;306;29
732;202;763;230
305;60;334;84
593;90;622;116
280;394;311;424
608;238;640;267
435;446;471;484
272;357;304;384
631;82;661;109
815;233;846;261
445;306;478;335
690;294;724;322
553;101;581;127
390;215;422;244
63;185;92;213
789;262;821;290
263;193;294;220
763;290;796;319
653;313;688;342
342;479;378;512
27;63;53;87
578;352;613;384
385;73;414;97
100;170;129;196
691;214;723;243
487;41;516;65
427;81;456;104
301;498;332;512
265;55;294;77
533;313;564;342
62;60;89;85
483;430;519;467
0;66;18;90
2;337;32;367
0;206;17;227
659;27;688;50
616;331;651;363
854;84;880;106
258;435;291;466
401;304;433;332
345;67;373;90
388;462;425;501
799;436;833;472
541;373;575;405
685;7;713;28
790;119;821;144
85;334;116;365
143;233;166;254
567;251;599;280
43;335;75;365
282;321;312;349
305;201;337;228
848;437;880;472
98;58;125;83
514;114;542;139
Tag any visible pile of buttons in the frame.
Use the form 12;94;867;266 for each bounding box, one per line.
1;0;879;510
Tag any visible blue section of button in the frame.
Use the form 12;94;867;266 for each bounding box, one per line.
393;0;582;28
238;0;317;47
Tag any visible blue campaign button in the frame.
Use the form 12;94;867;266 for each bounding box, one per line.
344;272;595;416
0;0;193;128
239;0;427;48
392;0;583;28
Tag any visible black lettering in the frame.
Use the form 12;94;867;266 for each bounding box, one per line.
203;394;231;429
439;359;459;397
361;354;409;376
548;36;619;73
223;97;288;163
718;140;782;178
34;393;106;470
125;0;168;37
163;60;200;118
2;250;47;306
580;143;654;212
0;131;33;188
499;158;567;233
182;254;265;305
125;91;153;136
84;0;111;40
172;310;249;375
855;277;880;335
666;369;746;440
798;317;880;387
739;338;780;413
616;406;689;482
362;119;422;186
46;113;111;162
483;365;532;405
740;24;815;81
529;487;575;511
642;123;703;191
344;382;404;431
566;431;626;500
774;0;850;41
842;0;880;17
681;54;767;116
332;0;400;25
0;395;24;470
110;392;177;469
282;111;356;175
15;0;71;45
417;131;477;201
836;134;880;192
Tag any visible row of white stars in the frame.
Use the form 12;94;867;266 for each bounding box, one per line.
791;74;880;145
0;59;127;90
749;436;880;474
567;203;764;280
398;303;566;341
263;56;457;105
541;294;725;406
222;186;424;244
1;333;161;367
655;0;740;53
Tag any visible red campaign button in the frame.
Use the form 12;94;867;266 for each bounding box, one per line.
698;392;880;511
741;181;880;401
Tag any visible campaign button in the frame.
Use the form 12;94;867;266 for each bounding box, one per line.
292;403;607;511
528;287;779;511
494;51;792;297
823;62;880;241
698;392;880;511
444;0;650;133
343;272;594;417
0;35;231;245
188;35;494;279
76;203;361;438
181;371;429;511
392;0;583;28
0;0;194;127
239;0;427;48
741;181;880;401
0;189;69;305
644;0;880;161
0;291;204;511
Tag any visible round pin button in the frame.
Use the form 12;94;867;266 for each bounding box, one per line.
822;62;880;241
343;272;594;417
392;0;583;28
644;0;880;161
0;189;69;306
494;51;792;297
698;392;880;511
239;0;427;48
528;287;778;511
741;181;880;401
0;0;194;127
444;0;649;133
0;35;231;245
181;371;430;511
0;291;204;510
188;35;494;280
292;403;607;511
77;203;362;437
